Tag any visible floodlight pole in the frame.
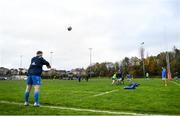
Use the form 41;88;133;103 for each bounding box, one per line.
89;48;92;78
19;55;23;78
0;51;2;67
50;52;53;67
142;58;145;79
140;42;146;79
20;55;22;68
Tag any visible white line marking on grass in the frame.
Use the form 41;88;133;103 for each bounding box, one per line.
0;100;170;116
171;81;180;87
0;100;138;115
93;89;119;97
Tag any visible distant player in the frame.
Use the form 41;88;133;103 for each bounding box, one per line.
162;67;167;86
146;72;149;80
24;51;51;107
116;70;124;85
173;72;179;80
86;74;89;82
112;73;117;85
77;72;81;82
127;73;132;82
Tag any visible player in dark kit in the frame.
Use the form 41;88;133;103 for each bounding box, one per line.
117;70;124;85
24;51;51;107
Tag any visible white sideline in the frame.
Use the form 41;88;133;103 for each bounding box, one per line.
171;81;180;87
0;100;144;115
93;89;119;97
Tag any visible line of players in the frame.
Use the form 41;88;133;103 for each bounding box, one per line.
111;70;133;85
111;67;175;87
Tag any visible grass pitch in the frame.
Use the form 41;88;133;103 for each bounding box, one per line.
0;78;180;115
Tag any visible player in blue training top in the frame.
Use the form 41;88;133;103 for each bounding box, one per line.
162;67;167;86
24;51;51;107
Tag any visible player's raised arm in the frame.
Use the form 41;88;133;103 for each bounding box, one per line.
42;58;51;69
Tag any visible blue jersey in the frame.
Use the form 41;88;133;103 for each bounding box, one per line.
162;69;167;78
127;74;132;79
28;56;50;76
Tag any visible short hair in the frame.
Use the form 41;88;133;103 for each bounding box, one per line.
36;51;43;55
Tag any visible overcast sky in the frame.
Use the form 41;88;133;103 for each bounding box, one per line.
0;0;179;70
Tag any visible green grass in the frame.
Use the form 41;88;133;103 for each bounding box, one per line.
0;78;180;115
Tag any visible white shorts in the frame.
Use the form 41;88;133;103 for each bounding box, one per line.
117;78;122;81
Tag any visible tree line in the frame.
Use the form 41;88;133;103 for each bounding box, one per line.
86;47;180;78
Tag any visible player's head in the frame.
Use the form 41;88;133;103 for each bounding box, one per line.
36;51;43;57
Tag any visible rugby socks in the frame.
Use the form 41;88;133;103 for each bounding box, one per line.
25;91;30;102
34;91;39;104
